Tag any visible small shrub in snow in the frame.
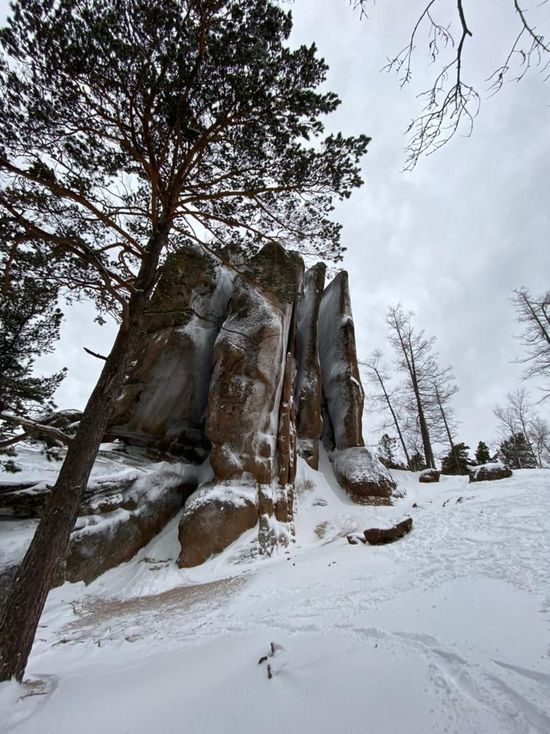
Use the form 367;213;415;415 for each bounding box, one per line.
295;478;315;496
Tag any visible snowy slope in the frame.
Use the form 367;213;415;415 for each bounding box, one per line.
1;463;549;733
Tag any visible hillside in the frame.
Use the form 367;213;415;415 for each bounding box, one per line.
1;457;549;733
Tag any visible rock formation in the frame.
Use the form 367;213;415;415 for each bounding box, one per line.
109;242;399;566
419;468;441;483
0;460;199;584
318;271;364;451
109;246;234;462
178;484;258;568
364;517;413;545
205;243;303;485
295;263;326;469
469;463;513;482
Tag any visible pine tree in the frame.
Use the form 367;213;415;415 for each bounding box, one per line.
0;0;370;681
475;441;491;465
441;442;470;475
0;246;66;466
498;433;537;469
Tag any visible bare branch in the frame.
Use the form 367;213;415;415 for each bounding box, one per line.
0;413;72;446
355;0;549;166
83;347;108;361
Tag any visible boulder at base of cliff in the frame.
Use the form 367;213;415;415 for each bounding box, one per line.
65;464;199;584
419;468;441;483
364;517;413;545
178;484;259;567
469;462;513;483
331;447;400;504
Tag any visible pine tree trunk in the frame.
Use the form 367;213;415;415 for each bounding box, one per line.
0;228;167;682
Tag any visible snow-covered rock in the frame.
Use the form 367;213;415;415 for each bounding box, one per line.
276;352;298;487
295;263;326;469
419;468;441;483
469;462;513;483
206;242;303;485
364;516;413;544
0;446;201;585
178;482;258;567
104;248;402;563
332;447;398;504
109;245;234;461
67;465;198;584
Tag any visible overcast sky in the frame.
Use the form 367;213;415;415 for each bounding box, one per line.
5;1;549;455
290;0;550;452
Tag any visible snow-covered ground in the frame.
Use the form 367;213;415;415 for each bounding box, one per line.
1;459;549;733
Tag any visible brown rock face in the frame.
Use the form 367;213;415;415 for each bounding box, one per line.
178;486;258;567
364;517;413;545
109;246;233;461
318;271;364;451
332;447;397;504
206;243;303;484
295;263;326;469
100;247;404;568
419;468;441;483
1;469;197;585
469;463;513;483
65;478;192;584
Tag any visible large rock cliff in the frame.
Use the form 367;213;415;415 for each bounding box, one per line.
109;242;398;566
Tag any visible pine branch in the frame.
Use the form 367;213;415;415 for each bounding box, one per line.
0;431;30;449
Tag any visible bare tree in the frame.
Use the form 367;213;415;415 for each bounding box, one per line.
361;350;411;468
386;306;436;468
385;305;461;469
431;374;460;472
513;288;550;401
352;0;550;168
494;388;539;467
529;415;550;467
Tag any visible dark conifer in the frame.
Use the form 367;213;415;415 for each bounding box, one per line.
0;246;66;467
498;433;537;470
441;442;470;475
475;441;491;466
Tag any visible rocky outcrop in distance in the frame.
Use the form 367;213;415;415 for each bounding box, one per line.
419;468;441;483
109;242;398;566
469;463;513;482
